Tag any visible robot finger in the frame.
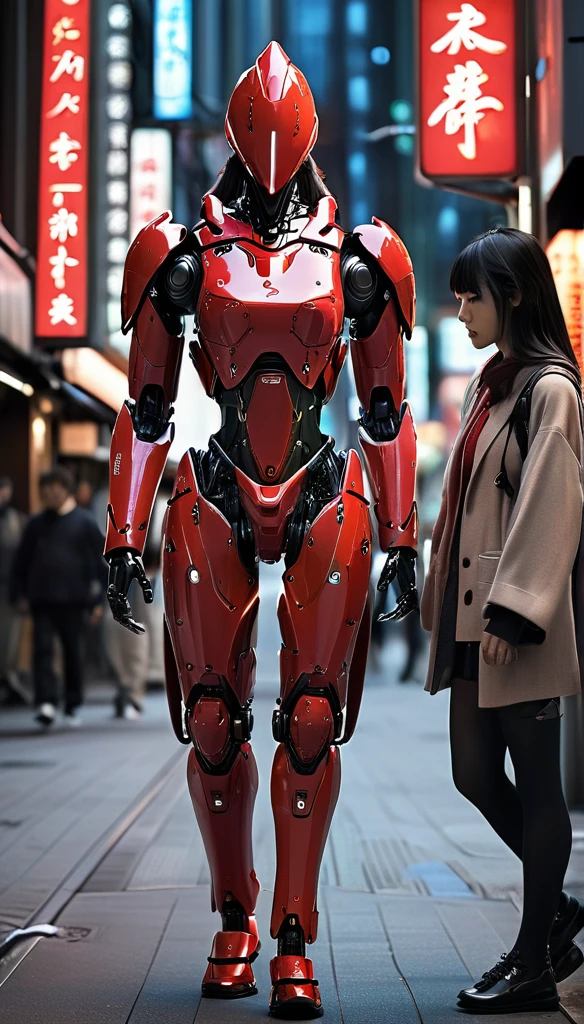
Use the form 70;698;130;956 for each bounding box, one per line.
132;555;153;602
125;615;147;634
376;550;399;592
377;587;418;622
116;609;146;635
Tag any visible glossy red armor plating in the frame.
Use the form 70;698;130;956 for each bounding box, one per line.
226;41;319;195
105;40;418;1018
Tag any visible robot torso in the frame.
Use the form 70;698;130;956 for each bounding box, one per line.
191;195;347;484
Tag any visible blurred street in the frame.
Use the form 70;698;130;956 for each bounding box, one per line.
2;565;584;1023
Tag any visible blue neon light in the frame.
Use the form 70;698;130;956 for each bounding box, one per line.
153;0;193;120
348;151;367;180
370;46;390;65
346;1;367;35
348;75;370;112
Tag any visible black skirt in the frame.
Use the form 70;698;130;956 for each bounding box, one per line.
452;640;480;681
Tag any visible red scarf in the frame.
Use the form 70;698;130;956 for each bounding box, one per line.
431;354;528;575
480;353;525;404
456;354;525;499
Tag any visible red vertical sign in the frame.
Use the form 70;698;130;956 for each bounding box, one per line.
418;1;520;180
36;0;90;339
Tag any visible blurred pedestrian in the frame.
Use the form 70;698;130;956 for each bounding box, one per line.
75;479;94;509
0;476;27;702
421;228;584;1014
11;466;107;727
105;610;150;719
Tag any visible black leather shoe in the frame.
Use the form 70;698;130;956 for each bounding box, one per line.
457;951;559;1014
550;895;584;982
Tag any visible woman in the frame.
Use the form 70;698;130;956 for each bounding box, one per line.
421;227;584;1014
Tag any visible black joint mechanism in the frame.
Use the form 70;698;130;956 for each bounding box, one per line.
131;387;172;443
232;707;254;742
272;707;289;744
207;950;259;966
272;977;319;988
360;387;400;442
165;252;201;314
341;252;377;317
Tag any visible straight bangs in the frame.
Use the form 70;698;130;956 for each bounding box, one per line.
450;227;581;380
449;239;484;297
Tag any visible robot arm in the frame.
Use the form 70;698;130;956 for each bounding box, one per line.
342;217;418;619
105;212;202;632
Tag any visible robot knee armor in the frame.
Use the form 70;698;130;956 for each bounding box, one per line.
272;677;343;774
186;681;254;776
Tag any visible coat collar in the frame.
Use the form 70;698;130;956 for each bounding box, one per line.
465;364;538;499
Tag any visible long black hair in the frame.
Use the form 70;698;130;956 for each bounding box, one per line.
207;153;331;215
450;227;581;381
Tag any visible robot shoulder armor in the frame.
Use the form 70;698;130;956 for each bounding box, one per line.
121;212;187;333
350;217;415;336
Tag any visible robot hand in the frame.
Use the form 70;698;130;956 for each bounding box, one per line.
376;546;418;622
106;549;153;634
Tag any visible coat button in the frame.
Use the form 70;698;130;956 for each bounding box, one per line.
462;557;470;568
464;590;473;605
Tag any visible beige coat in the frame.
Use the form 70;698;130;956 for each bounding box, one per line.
421;363;583;707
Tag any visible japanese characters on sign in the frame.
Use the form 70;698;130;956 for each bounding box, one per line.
153;0;193;120
103;2;133;353
36;0;90;339
418;2;520;180
130;129;173;242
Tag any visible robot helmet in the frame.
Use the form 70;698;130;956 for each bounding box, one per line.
225;41;318;197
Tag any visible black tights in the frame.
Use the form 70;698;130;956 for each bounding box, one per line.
450;679;572;971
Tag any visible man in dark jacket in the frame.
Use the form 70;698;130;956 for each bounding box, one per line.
11;466;107;726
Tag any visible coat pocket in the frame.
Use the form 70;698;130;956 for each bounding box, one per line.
477;551;502;588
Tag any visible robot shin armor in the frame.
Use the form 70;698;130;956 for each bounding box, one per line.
187;745;261;916
270;743;341;943
184;673;260;921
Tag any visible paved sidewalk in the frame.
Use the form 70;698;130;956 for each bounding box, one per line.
1;565;583;1022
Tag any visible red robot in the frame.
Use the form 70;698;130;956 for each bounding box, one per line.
105;42;417;1019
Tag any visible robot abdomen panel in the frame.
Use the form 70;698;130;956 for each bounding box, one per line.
246;373;296;482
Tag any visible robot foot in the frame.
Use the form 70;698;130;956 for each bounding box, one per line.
201;923;261;1000
268;955;323;1018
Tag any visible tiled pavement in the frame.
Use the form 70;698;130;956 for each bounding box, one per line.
1;564;583;1023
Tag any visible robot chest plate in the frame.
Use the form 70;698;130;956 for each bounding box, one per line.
197;240;344;389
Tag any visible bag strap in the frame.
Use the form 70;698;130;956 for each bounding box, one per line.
495;368;583;500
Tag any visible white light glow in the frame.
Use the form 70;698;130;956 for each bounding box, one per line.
518;184;532;234
108;4;131;30
270;131;277;193
32;416;47;451
0;370;33;397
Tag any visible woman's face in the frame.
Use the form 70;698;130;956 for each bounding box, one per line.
455;281;500;352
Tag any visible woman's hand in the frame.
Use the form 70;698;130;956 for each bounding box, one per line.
481;631;518;666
